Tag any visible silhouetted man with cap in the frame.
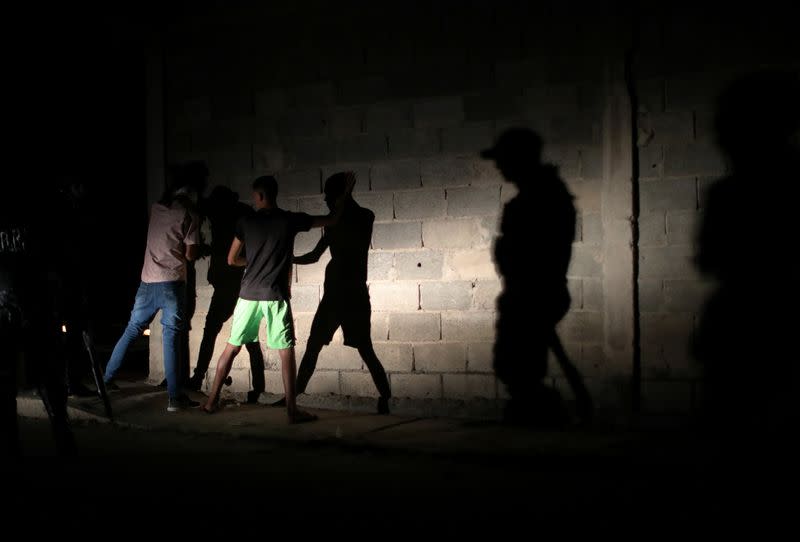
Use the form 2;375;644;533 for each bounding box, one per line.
482;128;580;426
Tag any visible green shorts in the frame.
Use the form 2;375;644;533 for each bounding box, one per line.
229;298;295;349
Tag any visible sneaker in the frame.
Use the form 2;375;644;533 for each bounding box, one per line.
103;380;120;392
187;374;204;392
167;394;200;412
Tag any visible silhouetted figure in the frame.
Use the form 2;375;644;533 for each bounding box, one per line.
1;184;75;456
201;175;353;423
694;70;800;433
188;186;265;403
54;175;98;398
289;173;392;414
483;128;591;427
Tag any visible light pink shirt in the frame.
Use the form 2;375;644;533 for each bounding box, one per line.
140;200;200;283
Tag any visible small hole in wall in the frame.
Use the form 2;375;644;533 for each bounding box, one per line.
417;262;422;267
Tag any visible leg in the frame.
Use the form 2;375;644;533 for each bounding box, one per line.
0;318;20;456
158;282;187;399
357;343;391;398
104;283;157;383
245;342;265;403
295;339;324;395
265;300;315;423
191;315;224;387
203;343;241;411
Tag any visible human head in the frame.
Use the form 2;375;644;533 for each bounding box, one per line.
252;175;278;208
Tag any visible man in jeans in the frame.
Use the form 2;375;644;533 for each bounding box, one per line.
103;177;202;412
201;174;353;423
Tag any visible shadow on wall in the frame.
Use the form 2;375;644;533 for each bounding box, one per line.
694;70;800;433
483;128;593;427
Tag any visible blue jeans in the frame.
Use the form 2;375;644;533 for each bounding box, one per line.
104;281;186;398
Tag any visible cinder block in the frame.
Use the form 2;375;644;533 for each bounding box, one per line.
639;212;667;246
422;219;480;249
372;222;422;249
569;180;601;213
441;122;494;155
318;344;363;370
294;230;323;255
472;281;501;310
304;370;341;395
371;312;389;341
388;128;441;158
279;111;328;139
371;160;421;191
666;210;700;246
290;285;320;313
298;195;328;216
557;311;603;343
329;107;364;138
295;253;331;284
395;250;444;280
567;279;582;309
446;186;500;217
420;282;473;310
253;144;285;174
664;279;710;312
443;374;496;399
443;250;498;280
639;246;697;279
414;343;466;373
338;76;387;106
420;156;501;187
467;342;494;373
293;313;315;344
638;279;665;312
567;245;602;277
364;102;413;133
664;143;726;177
367;251;394;281
341;371;381;398
368;282;419;311
648;111;694;143
638;144;664;180
394;189;446;219
255;89;290;117
278;168;321;196
640;178;697;212
583;278;603;311
542;145;580;179
581;213;602;245
412;97;464;129
441;312;495;341
390;373;442;399
389;312;440;342
286;136;336;166
372;343;413;372
463;90;521;122
291;81;336;108
353;191;394;221
335;135;387;163
580;146;604;179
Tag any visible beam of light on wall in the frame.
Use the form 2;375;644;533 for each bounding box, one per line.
61;324;67;333
143;328;150;336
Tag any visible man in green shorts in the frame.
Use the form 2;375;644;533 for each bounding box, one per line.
201;174;352;423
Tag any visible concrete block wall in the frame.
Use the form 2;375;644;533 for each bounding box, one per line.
147;4;796;419
633;8;798;415
147;3;609;416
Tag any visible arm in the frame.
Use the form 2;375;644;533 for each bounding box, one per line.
185;244;199;262
310;172;357;228
227;237;247;267
294;235;330;265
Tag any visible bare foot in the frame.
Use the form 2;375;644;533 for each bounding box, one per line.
201;401;220;414
288;409;318;424
270;397;287;408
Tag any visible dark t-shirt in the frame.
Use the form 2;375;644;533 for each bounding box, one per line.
235;208;313;301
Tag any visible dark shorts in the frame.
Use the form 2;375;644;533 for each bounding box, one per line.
309;288;371;348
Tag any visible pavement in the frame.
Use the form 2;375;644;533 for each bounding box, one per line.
11;382;796;533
